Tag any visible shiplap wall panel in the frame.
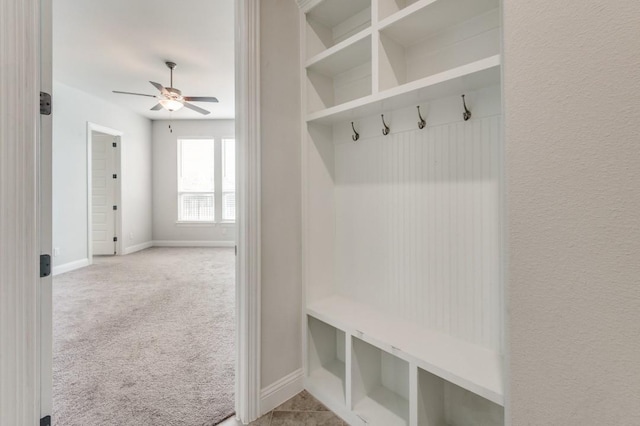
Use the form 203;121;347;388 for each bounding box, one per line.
0;0;42;424
334;116;502;351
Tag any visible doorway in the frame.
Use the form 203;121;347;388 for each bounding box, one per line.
88;124;122;259
49;0;240;422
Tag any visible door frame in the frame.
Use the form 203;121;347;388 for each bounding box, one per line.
86;123;123;260
0;0;262;424
235;0;262;422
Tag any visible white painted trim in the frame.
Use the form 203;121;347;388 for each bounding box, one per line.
260;369;304;414
152;240;235;248
298;6;310;408
39;0;54;418
87;122;123;261
0;1;42;423
52;258;90;276
235;0;262;423
122;241;154;254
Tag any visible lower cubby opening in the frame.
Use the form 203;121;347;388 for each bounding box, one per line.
418;368;504;426
352;338;410;426
307;316;346;404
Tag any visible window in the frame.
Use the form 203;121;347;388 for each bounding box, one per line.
177;138;236;223
178;139;215;222
222;139;236;221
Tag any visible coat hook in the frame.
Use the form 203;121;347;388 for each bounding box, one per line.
417;106;426;129
462;94;471;121
381;114;390;136
351;122;360;142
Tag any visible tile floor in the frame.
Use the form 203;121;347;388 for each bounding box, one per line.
219;390;345;425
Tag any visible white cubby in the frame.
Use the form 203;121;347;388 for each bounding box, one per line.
418;368;504;426
352;338;410;426
306;34;372;113
307;316;347;405
378;0;500;91
305;0;371;59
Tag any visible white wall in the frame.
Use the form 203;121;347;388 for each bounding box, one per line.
260;0;303;389
152;119;236;244
504;1;640;424
52;81;153;268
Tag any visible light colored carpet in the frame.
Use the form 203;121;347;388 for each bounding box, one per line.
53;247;235;426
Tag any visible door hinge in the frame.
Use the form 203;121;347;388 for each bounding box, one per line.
40;254;51;278
112;174;117;179
40;92;52;115
235;245;237;256
112;142;117;148
113;205;118;210
40;415;51;426
113;237;118;242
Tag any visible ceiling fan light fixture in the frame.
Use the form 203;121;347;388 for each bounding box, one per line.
159;99;184;111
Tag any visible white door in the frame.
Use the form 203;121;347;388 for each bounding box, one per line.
92;132;117;255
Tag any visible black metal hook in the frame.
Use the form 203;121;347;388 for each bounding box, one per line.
381;114;390;136
462;94;471;121
417;106;426;129
351;122;360;142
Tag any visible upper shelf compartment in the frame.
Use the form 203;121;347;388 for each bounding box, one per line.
378;0;500;92
305;0;372;59
306;34;373;114
378;0;499;45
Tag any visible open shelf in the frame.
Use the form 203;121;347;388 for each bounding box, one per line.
305;0;371;59
352;337;410;426
306;34;372;113
306;54;500;124
378;0;500;92
418;368;504;426
308;295;504;406
307;316;346;405
378;0;499;46
306;30;372;76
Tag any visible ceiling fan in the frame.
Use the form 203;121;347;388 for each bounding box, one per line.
112;61;218;115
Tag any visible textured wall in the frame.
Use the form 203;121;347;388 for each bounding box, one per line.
260;0;303;388
504;1;640;424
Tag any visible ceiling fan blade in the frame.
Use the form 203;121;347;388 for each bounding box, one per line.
150;103;163;111
184;96;219;103
113;90;157;98
183;102;211;115
149;81;166;93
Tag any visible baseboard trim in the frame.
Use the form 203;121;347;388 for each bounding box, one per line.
123;241;154;255
260;368;304;415
152;240;235;248
53;258;90;276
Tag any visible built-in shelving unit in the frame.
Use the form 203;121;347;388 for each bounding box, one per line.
299;0;504;423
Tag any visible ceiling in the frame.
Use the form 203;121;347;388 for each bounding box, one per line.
53;0;235;120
